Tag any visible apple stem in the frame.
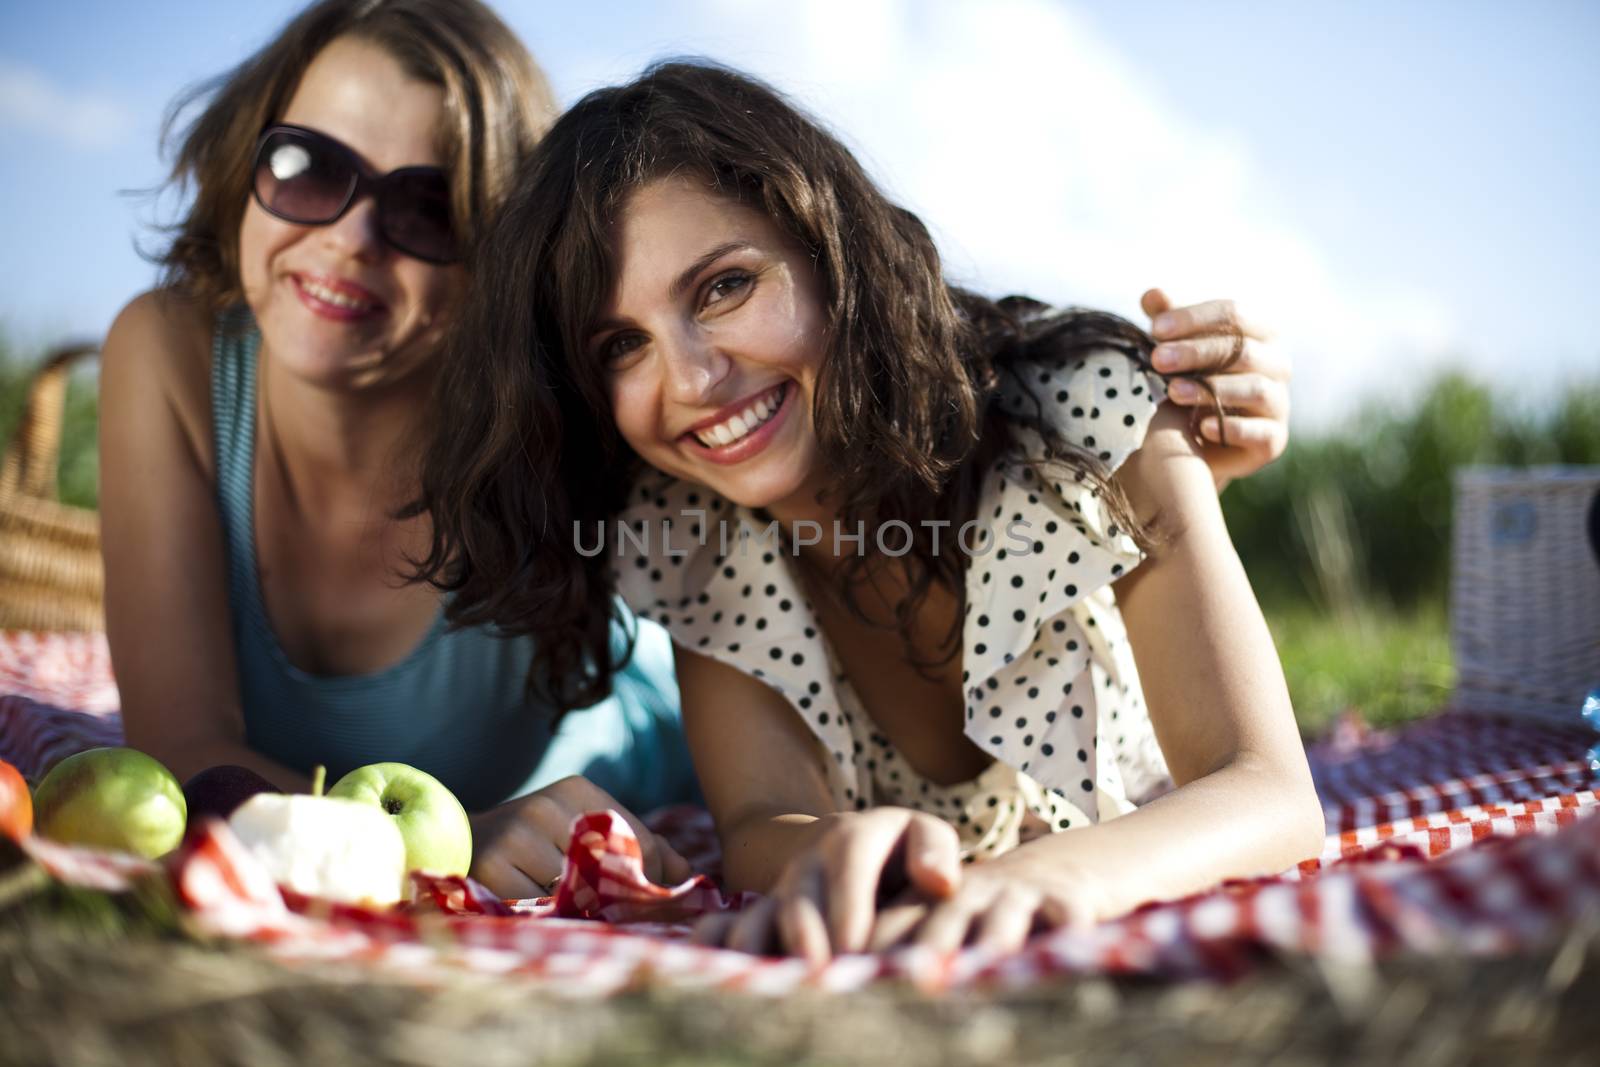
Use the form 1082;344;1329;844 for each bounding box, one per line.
311;765;326;798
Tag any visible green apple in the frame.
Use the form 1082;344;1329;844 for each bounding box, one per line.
327;762;471;876
32;747;187;858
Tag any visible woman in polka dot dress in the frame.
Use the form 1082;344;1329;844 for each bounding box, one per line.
416;63;1320;959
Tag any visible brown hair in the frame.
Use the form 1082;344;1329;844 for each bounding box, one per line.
413;61;1158;712
154;0;556;309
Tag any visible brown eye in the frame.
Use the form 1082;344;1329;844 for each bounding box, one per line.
704;271;753;307
603;332;646;366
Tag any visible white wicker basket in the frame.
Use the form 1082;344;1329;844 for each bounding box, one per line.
1450;466;1600;722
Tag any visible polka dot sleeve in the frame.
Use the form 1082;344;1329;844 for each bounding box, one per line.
955;348;1170;819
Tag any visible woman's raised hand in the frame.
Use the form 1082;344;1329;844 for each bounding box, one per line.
689;807;962;963
467;775;692;900
1140;288;1291;491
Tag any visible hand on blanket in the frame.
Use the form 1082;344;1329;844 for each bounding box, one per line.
1141;288;1289;492
468;776;691;900
867;849;1105;955
689;807;963;963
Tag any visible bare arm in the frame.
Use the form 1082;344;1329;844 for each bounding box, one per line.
852;400;1322;956
673;642;840;893
99;291;308;792
988;399;1323;916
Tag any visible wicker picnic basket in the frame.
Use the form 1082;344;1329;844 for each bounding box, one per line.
0;343;104;632
1450;466;1600;722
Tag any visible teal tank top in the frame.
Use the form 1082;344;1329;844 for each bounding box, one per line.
211;310;696;813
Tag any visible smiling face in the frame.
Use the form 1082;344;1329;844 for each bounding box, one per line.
238;35;464;392
595;177;832;514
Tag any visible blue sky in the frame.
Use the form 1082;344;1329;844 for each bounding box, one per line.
1;0;1595;425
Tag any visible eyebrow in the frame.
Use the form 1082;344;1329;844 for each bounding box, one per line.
588;240;752;340
670;241;750;299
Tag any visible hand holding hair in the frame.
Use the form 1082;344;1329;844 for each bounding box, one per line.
1140;288;1291;490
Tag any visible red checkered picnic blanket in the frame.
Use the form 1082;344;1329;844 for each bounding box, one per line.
5;632;1600;993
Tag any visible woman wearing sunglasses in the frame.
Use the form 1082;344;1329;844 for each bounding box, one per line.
99;0;698;896
96;0;1290;901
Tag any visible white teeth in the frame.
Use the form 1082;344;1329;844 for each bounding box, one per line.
693;383;786;449
300;279;373;311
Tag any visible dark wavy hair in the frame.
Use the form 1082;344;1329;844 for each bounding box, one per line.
151;0;556;311
413;61;1163;713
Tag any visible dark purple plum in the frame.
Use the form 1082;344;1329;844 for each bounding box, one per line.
182;765;280;823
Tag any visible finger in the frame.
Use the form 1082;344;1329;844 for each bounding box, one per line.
502;818;568;889
1167;373;1289;421
1151;299;1273;343
822;819;909;954
972;890;1038;954
1039;891;1097;934
777;872;833;965
630;827;693;886
512;795;574;846
690;911;738;947
868;899;930;952
656;838;693;884
915;897;983;955
630;826;691;885
727;895;781;956
1153;337;1288;380
903;817;961;901
471;856;547;901
1139;287;1171;320
1197;414;1288;458
514;793;578;855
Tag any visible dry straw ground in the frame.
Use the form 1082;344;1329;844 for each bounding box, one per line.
4;869;1600;1067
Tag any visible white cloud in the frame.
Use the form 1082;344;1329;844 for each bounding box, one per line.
604;0;1463;427
0;61;134;150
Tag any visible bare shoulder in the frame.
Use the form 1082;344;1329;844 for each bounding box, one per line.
104;288;215;380
101;288;218;475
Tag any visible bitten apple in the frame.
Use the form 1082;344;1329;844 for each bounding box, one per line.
227;766;407;907
328;762;472;877
32;747;187;858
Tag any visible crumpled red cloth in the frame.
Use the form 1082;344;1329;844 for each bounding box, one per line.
551;810;750;922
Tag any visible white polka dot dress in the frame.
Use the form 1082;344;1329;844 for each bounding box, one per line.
613;349;1173;860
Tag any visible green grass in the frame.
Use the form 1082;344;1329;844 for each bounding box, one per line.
1266;598;1454;737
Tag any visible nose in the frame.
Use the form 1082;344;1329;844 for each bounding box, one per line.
659;328;731;407
319;192;384;262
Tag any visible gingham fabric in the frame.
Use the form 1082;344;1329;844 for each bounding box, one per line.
5;631;1600;994
0;632;118;714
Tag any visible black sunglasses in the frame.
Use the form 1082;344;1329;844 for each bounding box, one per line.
251;124;459;264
